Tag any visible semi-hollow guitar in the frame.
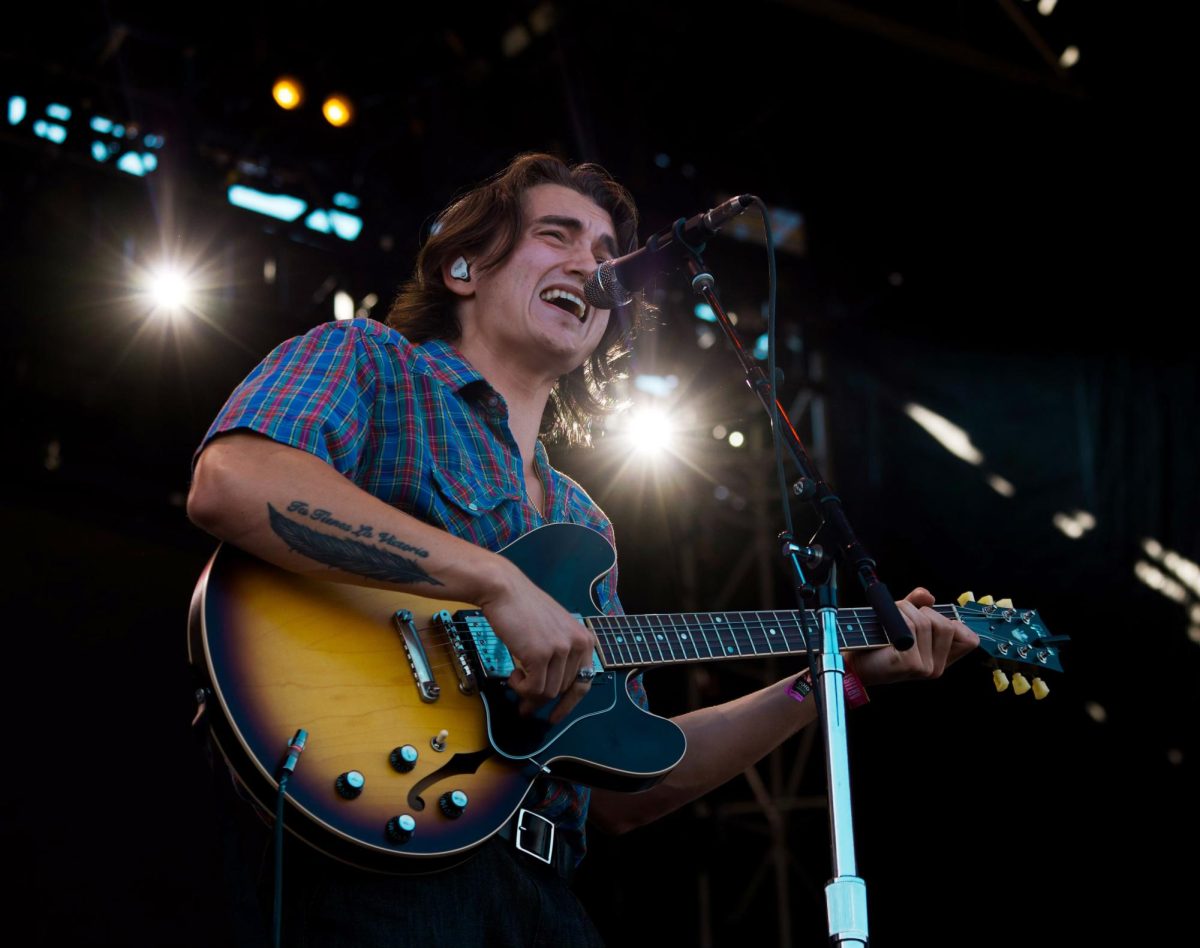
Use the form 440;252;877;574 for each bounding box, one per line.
189;522;1065;873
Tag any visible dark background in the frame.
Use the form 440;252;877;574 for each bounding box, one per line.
3;2;1193;945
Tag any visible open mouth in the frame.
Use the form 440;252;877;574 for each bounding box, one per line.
539;288;587;323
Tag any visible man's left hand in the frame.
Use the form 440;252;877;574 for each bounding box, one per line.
846;587;980;687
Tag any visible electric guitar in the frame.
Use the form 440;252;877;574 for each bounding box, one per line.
188;522;1065;873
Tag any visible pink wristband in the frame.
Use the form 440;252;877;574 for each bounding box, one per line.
842;670;870;709
786;670;870;708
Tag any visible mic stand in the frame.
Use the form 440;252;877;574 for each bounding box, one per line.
680;246;913;947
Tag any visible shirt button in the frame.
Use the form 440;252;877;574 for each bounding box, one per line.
487;395;499;407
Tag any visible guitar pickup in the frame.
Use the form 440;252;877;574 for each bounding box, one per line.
433;610;479;695
394;609;440;703
451;609;515;681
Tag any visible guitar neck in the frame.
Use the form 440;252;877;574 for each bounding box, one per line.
586;604;960;669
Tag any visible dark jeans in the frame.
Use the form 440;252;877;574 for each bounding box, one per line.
213;758;605;947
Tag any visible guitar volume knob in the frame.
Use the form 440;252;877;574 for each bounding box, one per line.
386;814;416;843
390;745;419;773
439;790;468;819
335;771;365;799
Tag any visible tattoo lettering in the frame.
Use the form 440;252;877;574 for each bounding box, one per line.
377;532;431;557
268;503;443;587
285;499;429;557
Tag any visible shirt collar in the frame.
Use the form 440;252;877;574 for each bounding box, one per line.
415;337;487;393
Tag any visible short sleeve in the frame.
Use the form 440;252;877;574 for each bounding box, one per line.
196;322;385;476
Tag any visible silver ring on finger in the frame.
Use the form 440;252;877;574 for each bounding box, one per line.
576;666;596;683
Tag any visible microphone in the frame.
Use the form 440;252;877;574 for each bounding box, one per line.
583;194;755;309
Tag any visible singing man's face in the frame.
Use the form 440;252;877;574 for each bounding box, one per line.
457;183;618;379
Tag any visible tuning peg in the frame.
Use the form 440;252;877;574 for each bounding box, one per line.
992;669;1010;693
1032;677;1050;700
1012;673;1031;695
957;591;976;606
996;598;1014;609
978;595;995;606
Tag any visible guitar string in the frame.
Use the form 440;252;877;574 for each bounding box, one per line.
274;586;1044;675
399;619;1050;677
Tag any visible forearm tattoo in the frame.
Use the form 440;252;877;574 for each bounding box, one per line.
268;502;443;587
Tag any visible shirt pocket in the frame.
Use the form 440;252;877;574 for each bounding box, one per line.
429;461;521;547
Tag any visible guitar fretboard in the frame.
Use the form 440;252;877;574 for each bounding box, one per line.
586;606;959;668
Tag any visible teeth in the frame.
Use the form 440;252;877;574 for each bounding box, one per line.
539;288;587;321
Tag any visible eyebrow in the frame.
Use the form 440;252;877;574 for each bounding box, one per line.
532;215;620;260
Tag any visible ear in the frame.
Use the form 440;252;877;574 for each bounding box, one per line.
441;256;474;298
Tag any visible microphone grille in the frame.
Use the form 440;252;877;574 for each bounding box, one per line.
584;262;633;310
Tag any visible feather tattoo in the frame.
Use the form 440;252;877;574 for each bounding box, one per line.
267;503;444;586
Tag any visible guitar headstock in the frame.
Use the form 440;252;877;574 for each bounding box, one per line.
955;592;1068;699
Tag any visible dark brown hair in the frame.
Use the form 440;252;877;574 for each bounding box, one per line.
386;152;647;445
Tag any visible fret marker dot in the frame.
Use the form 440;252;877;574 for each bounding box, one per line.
769;629;777;635
635;635;643;642
681;633;689;639
715;617;724;623
616;636;624;643
726;646;735;654
656;634;664;640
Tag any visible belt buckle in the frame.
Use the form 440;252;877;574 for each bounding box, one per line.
514;807;555;865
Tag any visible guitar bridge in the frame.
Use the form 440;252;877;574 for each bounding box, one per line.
394;609;440;702
433;610;480;694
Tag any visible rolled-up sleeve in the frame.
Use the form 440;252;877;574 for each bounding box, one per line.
197;322;383;476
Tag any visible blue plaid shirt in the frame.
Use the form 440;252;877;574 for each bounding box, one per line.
200;317;646;863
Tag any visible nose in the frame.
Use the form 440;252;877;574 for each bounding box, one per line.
564;242;597;281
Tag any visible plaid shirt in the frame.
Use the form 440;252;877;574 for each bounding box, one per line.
200;317;645;864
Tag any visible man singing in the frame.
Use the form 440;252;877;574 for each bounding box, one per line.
188;152;977;946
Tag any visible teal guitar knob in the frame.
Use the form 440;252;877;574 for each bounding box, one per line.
335;770;365;799
386;814;416;843
389;745;419;773
438;790;468;819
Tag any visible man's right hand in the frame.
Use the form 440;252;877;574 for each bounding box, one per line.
477;560;599;723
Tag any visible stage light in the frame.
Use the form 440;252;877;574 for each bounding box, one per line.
1052;514;1085;539
8;95;26;125
306;209;332;234
1037;0;1057;14
904;403;984;465
633;374;679;398
694;303;717;322
116;152;147;176
696;326;716;349
334;291;354;321
712;424;727;439
1084;702;1107;724
228;185;307;222
728;431;745;448
333;192;360;210
1053;510;1096;539
1059;46;1079;68
1134;561;1188;604
273;77;304;110
356;293;379;318
1141;538;1200;597
753;333;768;360
322;94;353;127
627;407;675;455
328;210;363;241
33;119;67;143
90;115;112;133
987;474;1016;497
143;265;194;314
